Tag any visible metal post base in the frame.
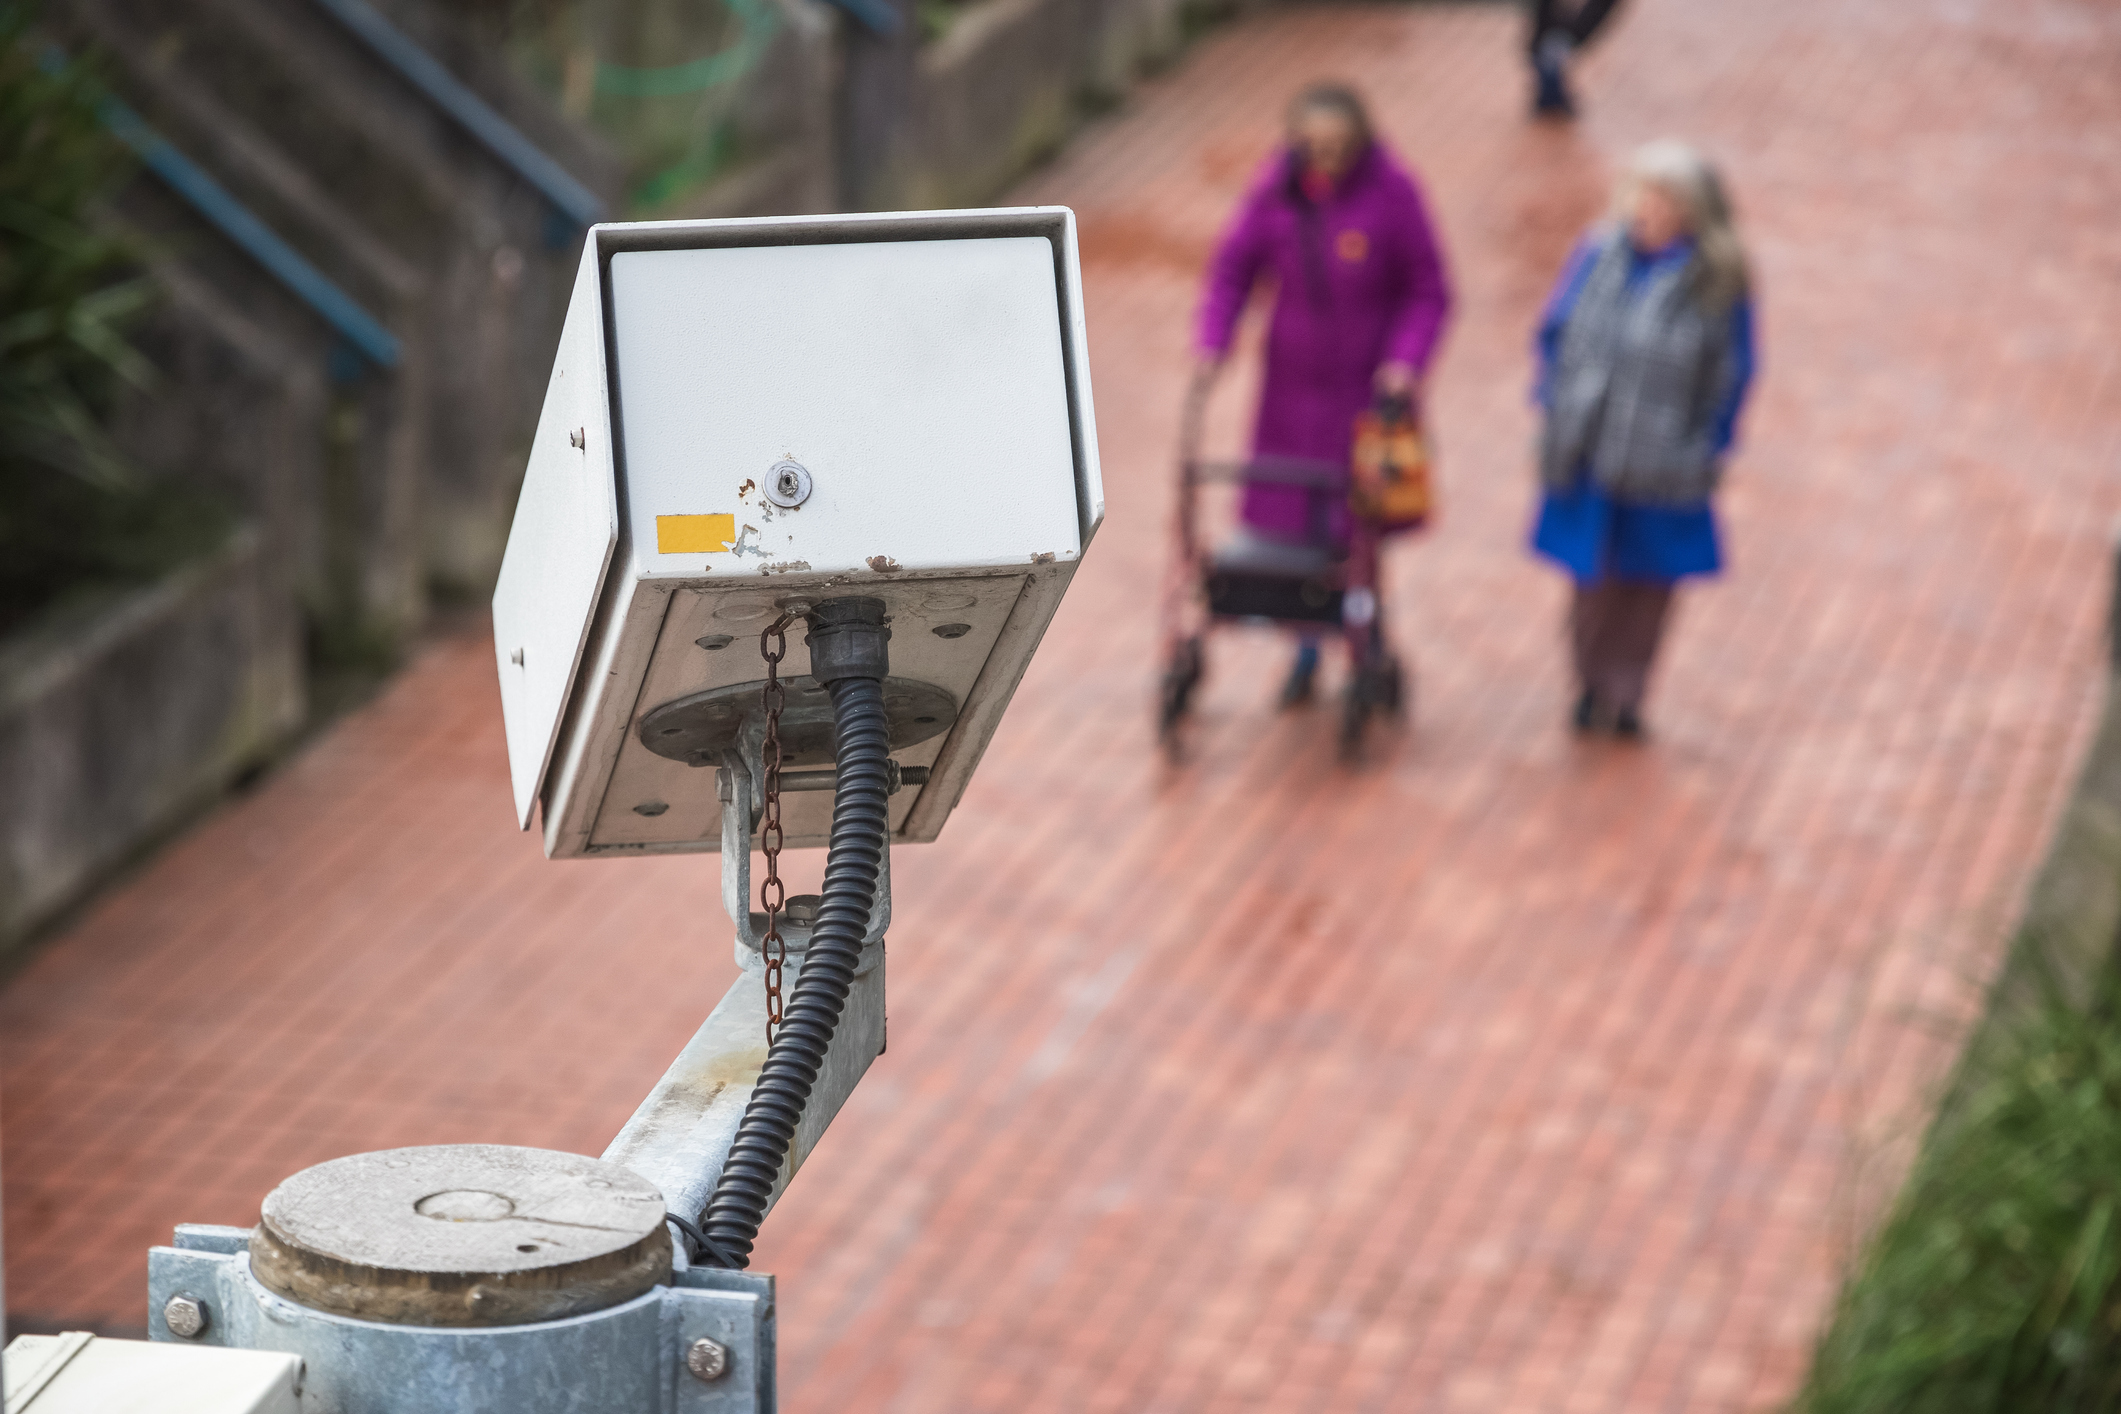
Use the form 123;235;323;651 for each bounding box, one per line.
140;715;900;1414
150;1226;773;1414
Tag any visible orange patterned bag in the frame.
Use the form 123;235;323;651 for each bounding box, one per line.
1349;396;1434;531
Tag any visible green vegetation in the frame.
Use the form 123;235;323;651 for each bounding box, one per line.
1794;954;2121;1413
0;8;229;640
493;0;771;212
917;0;967;43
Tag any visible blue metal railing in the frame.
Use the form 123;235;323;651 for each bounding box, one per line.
100;100;403;371
822;0;901;36
307;0;606;230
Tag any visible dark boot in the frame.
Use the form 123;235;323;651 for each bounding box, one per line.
1279;641;1320;709
1532;36;1577;117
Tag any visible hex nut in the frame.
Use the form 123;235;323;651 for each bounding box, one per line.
164;1292;209;1339
686;1336;730;1382
763;459;812;509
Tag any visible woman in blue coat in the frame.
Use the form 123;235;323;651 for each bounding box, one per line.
1531;139;1756;738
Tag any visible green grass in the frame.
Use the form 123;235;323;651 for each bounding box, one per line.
1794;956;2121;1413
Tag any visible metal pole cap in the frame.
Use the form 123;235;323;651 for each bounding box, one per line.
249;1145;671;1327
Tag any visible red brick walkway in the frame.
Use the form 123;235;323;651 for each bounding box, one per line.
9;0;2121;1407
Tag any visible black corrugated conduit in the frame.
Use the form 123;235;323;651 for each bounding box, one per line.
697;599;891;1268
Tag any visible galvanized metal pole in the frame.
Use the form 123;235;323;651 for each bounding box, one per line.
2;1091;9;1352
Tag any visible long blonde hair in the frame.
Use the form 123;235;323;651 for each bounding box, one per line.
1615;140;1750;315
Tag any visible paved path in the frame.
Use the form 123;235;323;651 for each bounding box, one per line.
8;0;2121;1408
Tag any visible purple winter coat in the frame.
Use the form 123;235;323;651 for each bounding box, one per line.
1195;142;1453;544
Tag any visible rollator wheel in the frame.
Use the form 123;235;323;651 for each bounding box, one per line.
1158;636;1204;760
1380;652;1409;720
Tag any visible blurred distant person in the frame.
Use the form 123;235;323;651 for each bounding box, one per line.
1528;0;1624;118
1193;83;1452;705
1531;139;1755;739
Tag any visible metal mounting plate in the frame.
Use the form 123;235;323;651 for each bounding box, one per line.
636;676;958;769
149;1236;777;1413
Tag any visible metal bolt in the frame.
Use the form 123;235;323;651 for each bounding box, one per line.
510;646;525;666
686;1336;729;1382
763;459;812;509
164;1292;209;1339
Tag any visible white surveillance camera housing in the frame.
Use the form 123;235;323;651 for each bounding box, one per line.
492;209;1103;858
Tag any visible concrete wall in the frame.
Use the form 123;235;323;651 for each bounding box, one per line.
899;0;1192;208
8;0;612;954
0;528;303;957
665;0;1215;219
60;0;627;622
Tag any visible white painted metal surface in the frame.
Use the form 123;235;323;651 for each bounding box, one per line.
2;1334;301;1413
491;244;620;829
491;208;1104;856
609;237;1080;581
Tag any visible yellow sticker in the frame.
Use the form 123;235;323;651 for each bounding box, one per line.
656;513;736;554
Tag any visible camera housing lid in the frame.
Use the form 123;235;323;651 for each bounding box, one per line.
491;208;1103;858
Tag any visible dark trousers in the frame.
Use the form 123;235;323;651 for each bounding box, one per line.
1570;579;1673;712
1528;0;1625;56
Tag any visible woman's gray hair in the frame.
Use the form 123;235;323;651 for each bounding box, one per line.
1286;82;1374;150
1616;139;1750;314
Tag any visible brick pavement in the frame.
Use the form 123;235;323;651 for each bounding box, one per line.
8;0;2121;1407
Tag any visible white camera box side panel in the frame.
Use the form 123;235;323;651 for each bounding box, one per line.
492;244;621;829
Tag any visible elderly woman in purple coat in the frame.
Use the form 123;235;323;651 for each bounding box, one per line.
1193;83;1453;705
1532;139;1756;739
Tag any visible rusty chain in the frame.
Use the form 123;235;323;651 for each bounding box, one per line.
758;613;794;1045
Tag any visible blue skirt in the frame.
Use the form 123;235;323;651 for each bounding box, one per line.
1532;478;1721;585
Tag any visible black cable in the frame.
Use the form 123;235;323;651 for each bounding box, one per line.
697;621;891;1268
665;1211;705;1258
665;1212;745;1271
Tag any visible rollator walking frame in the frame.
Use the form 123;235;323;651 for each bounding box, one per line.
1157;384;1409;762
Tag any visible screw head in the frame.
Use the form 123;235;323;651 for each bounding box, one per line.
164;1292;209;1339
762;459;812;509
686;1336;729;1382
